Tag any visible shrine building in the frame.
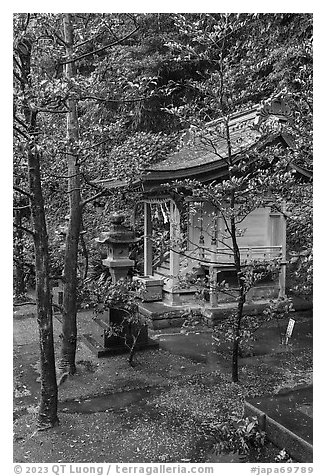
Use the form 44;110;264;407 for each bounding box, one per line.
97;98;312;326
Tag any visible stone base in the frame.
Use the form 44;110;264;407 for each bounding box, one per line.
81;333;159;358
94;308;151;349
133;276;163;302
137;300;188;330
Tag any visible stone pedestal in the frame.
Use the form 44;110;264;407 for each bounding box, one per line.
133;276;163;302
51;278;64;308
104;307;149;349
88;306;159;357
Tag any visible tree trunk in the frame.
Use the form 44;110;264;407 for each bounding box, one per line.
28;143;59;428
224;111;246;383
16;35;59;429
231;295;245;383
229;210;246;383
60;13;82;374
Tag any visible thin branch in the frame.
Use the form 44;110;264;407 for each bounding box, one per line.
38;107;68;114
13;55;23;72
14;125;29;141
74;30;105;49
13;186;32;199
187;237;234;255
80;172;107;190
50;30;67;48
81;190;108;208
80;136;112;152
219;208;233;237
59;25;139;65
13;69;23;84
13;205;30;210
79;220;89;280
13;222;35;237
79;94;147;104
14;114;28;130
23;13;31;32
67;187;81;194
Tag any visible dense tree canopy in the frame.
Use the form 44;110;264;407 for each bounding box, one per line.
13;13;312;289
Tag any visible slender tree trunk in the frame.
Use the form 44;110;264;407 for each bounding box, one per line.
27;142;59;428
230;212;245;383
226;116;245;383
16;35;59;428
60;13;82;374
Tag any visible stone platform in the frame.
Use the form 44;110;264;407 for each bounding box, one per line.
138;296;312;329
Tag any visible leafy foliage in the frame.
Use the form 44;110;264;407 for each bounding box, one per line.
209;416;266;457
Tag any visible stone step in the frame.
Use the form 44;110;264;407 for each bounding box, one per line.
81;333;108;358
155;267;171;276
93;316;111;331
153;271;169;280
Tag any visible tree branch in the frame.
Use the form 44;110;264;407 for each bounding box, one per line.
14;125;30;141
14;114;28;130
81;189;108;208
14;185;32;199
13;205;30;210
79;136;112;153
74;29;105;49
13;222;35;237
23;13;31;32
79;229;89;280
59;25;139;65
79;94;147;104
38;108;68;114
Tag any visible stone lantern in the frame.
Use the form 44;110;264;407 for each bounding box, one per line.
84;212;159;357
95;213;137;283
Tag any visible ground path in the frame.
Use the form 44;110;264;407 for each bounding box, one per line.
13;303;313;463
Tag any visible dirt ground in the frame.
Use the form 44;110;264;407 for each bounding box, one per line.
13;306;313;463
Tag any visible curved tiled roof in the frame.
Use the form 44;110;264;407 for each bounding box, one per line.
144;107;260;173
95;101;311;191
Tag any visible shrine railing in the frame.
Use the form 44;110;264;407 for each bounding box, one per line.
183;245;283;267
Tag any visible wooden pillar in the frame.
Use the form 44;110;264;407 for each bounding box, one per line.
187;202;195;252
279;202;287;298
170;200;180;288
144;202;153;276
209;225;218;307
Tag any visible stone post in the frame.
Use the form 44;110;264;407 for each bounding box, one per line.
143;202;153;276
278;202;287;298
169;200;180;290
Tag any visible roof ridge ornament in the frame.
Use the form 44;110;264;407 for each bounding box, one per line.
253;94;293;131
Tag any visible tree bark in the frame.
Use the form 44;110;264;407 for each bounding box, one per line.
60;13;82;374
226;117;245;383
230;212;245;383
16;34;59;429
28;142;59;428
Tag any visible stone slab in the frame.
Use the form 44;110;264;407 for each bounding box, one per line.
81;333;159;358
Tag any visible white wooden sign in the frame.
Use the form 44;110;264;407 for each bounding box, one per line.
285;318;295;344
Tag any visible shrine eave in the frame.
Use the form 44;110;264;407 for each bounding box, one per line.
140;131;295;190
